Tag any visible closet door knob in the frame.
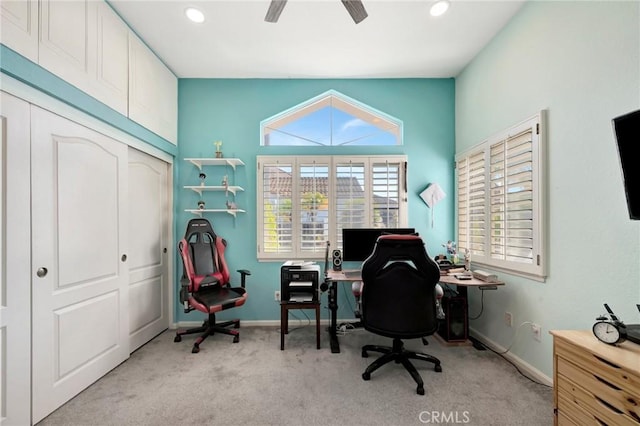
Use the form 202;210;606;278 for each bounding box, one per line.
163;248;167;253
121;254;127;262
37;267;48;278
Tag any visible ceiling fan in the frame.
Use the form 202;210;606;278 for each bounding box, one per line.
265;0;369;24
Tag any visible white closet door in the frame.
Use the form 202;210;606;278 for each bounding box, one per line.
0;93;31;426
128;148;170;352
31;106;129;423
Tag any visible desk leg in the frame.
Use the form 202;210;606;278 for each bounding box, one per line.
328;281;340;353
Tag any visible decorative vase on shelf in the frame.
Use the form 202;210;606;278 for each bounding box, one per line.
214;140;223;158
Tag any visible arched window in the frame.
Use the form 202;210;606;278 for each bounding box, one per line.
260;90;402;146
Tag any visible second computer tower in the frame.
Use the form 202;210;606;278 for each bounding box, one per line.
438;295;468;342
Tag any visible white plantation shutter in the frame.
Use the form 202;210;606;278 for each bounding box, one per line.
334;161;366;247
258;155;407;260
372;162;402;228
490;130;534;264
299;161;329;253
258;160;294;255
456;112;545;279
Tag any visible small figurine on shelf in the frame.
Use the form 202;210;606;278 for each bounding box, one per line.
214;140;223;158
198;200;206;210
226;200;237;210
199;172;206;187
221;175;229;195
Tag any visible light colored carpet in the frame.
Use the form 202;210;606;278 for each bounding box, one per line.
38;324;553;426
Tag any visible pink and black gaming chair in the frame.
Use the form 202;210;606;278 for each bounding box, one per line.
174;218;250;353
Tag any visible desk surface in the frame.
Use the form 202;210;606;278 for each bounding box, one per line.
326;269;504;288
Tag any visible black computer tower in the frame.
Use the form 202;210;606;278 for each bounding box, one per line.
438;295;468;342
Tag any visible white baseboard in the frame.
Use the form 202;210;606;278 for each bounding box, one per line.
469;327;553;387
172;318;340;329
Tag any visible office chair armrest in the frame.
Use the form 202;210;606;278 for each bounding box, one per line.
179;277;194;313
237;269;251;288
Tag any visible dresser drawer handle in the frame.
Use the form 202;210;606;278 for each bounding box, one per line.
594;374;622;391
595;396;623;415
594;355;621;369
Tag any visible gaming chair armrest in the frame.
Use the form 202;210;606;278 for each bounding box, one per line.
179;277;194;313
237;269;251;288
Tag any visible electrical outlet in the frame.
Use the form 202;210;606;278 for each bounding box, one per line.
504;312;513;327
532;323;542;342
274;290;281;302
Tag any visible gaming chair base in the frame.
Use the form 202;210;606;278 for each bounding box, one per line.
174;312;240;353
361;338;442;395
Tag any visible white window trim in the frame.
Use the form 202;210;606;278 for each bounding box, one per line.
455;111;546;280
257;155;408;261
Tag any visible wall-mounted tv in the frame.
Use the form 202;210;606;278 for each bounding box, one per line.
612;109;640;220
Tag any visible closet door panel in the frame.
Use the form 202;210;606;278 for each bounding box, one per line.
39;0;90;93
30;106;129;423
0;0;38;62
0;92;32;426
128;147;169;351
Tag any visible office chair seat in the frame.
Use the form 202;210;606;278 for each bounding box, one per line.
191;286;247;314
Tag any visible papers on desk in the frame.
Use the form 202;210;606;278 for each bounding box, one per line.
283;260;316;267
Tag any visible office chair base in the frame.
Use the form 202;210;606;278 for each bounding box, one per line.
174;313;240;353
362;338;442;395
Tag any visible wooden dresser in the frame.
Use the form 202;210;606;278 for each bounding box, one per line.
551;330;640;425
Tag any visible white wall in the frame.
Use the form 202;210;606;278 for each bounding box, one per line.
456;1;640;377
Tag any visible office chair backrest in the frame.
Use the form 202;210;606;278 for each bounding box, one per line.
361;234;440;339
180;218;230;291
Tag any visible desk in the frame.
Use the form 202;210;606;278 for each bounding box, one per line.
324;270;504;353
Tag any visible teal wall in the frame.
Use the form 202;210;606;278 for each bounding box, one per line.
177;79;455;322
456;1;640;378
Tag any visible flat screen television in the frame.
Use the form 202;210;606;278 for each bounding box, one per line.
612;109;640;220
342;228;416;262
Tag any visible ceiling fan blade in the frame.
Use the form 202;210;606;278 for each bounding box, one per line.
341;0;368;24
265;0;287;23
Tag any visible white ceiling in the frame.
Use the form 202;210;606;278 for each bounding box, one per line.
109;0;526;79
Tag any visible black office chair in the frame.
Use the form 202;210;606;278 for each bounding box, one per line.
360;234;442;395
174;218;251;353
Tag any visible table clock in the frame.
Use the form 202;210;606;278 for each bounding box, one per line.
592;303;627;345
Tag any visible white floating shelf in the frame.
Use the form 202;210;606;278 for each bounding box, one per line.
185;208;246;218
183;185;244;196
184;158;245;171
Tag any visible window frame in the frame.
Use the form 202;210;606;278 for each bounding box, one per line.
257;155;408;261
455;112;546;280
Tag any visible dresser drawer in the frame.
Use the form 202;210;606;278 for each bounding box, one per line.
557;356;640;421
558;394;605;425
557;374;639;426
555;337;640;395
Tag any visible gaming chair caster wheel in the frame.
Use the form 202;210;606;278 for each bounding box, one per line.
233;335;239;343
174;335;182;343
361;350;368;358
192;344;200;354
362;372;371;381
417;386;425;395
434;364;442;373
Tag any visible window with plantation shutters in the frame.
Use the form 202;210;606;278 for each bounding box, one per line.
257;155;408;260
456;112;545;279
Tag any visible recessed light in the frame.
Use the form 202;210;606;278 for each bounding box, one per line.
185;7;205;23
430;0;450;17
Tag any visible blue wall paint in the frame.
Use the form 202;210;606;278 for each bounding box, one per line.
0;45;177;156
177;78;456;322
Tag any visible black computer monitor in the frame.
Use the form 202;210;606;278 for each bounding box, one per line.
612;109;640;220
341;228;416;262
